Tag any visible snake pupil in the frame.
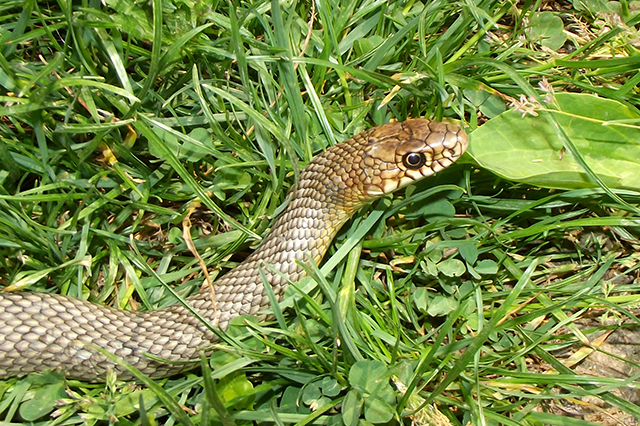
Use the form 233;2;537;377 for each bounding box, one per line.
403;152;425;170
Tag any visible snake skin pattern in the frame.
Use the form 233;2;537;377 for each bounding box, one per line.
0;119;468;382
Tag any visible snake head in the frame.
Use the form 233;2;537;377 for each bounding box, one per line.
360;119;469;197
299;119;468;210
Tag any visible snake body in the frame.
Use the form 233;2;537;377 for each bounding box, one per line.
0;119;468;382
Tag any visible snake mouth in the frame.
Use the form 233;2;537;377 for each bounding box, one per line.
428;146;466;173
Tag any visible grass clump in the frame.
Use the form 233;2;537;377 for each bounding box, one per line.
1;0;640;425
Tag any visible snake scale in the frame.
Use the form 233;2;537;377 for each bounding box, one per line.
0;119;468;382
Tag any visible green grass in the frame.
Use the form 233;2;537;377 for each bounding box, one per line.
1;0;640;424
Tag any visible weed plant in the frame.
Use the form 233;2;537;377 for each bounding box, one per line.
1;0;639;425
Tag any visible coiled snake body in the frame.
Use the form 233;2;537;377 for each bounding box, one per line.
0;119;468;382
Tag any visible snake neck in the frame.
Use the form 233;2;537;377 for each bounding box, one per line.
185;156;367;330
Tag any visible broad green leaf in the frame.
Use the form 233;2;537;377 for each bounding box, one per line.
302;384;330;410
421;258;438;277
114;389;157;417
405;198;455;221
150;127;211;163
438;258;466;277
218;372;254;409
320;377;341;397
342;390;364;426
19;382;66;421
475;259;499;275
427;295;459;316
349;360;387;391
468;92;640;190
302;384;322;403
363;388;395;424
353;35;384;56
425;242;443;263
458;242;478;265
184;128;213;162
412;286;429;312
529;12;567;50
102;0;154;39
280;386;303;411
348;361;396;424
464;89;506;118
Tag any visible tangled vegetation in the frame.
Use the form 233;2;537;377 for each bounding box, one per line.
1;0;639;424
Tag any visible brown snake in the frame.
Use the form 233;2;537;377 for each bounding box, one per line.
0;119;468;382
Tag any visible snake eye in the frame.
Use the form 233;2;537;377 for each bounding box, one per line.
402;152;426;170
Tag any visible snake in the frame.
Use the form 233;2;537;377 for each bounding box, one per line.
0;119;468;382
